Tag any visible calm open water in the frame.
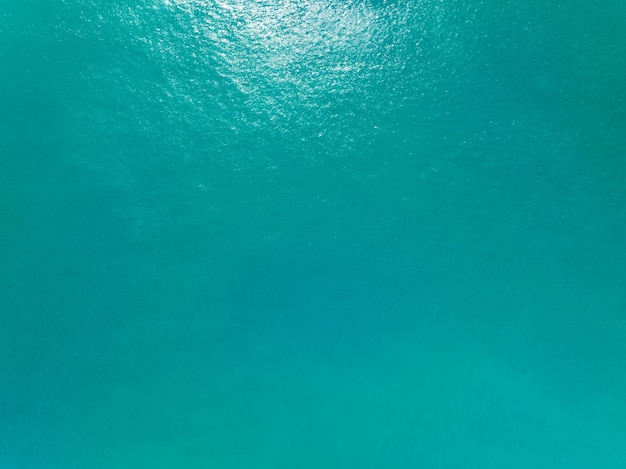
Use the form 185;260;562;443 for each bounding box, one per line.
2;0;626;467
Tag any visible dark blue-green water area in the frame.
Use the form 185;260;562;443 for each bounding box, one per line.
2;0;626;467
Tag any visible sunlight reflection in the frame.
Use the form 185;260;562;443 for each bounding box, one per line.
159;0;381;105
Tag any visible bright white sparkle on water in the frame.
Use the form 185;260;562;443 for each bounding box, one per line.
162;0;378;77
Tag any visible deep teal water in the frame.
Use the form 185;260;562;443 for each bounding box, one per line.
2;0;626;467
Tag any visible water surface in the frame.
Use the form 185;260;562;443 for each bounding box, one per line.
1;0;626;467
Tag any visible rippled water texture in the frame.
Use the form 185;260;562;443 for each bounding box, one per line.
2;0;626;467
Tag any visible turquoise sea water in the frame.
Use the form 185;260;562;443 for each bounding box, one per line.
2;0;626;466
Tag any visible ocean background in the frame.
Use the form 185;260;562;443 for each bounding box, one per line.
1;0;626;467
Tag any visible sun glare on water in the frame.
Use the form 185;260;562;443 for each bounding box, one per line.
157;0;381;104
